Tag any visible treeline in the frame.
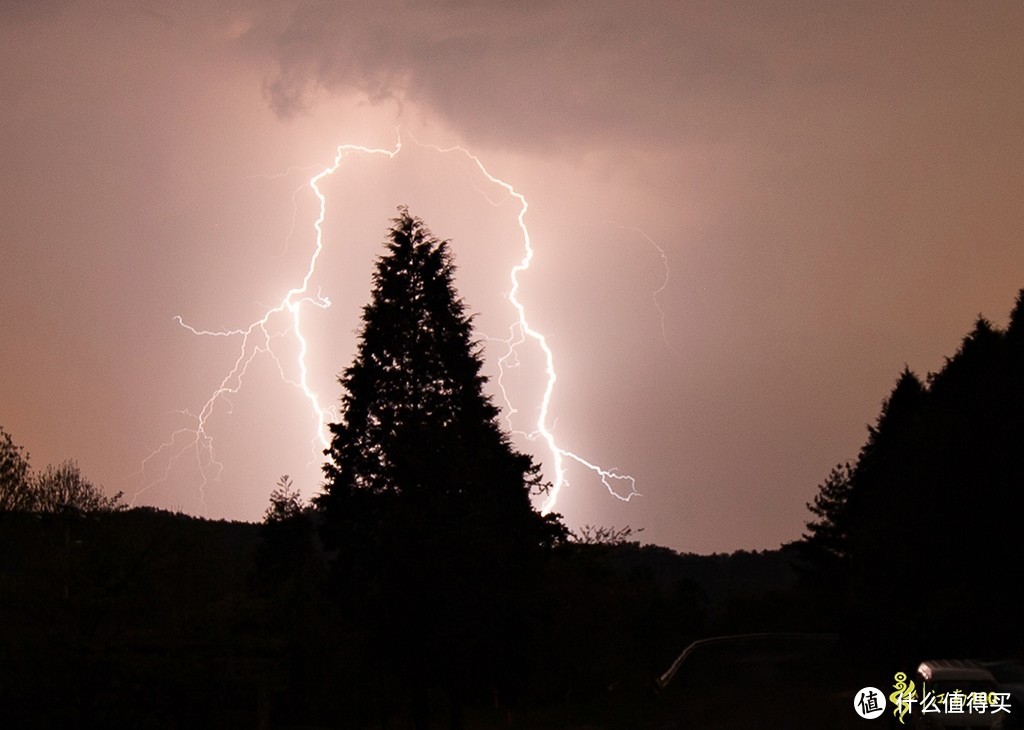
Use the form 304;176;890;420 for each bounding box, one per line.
796;288;1024;662
0;506;797;728
0;427;125;513
0;508;262;727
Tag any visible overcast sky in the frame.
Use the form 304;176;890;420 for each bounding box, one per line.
3;1;1022;553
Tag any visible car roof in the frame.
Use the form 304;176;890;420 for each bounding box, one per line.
917;659;998;683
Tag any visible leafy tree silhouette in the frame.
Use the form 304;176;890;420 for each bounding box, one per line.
33;460;125;514
1;428;123;514
317;208;565;729
0;426;34;511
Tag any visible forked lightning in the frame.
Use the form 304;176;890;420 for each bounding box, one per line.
132;133;642;514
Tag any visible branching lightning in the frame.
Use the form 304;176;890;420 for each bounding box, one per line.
621;225;680;360
417;139;640;512
132;132;648;515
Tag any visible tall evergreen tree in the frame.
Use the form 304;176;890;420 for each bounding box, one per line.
318;208;563;728
798;288;1024;656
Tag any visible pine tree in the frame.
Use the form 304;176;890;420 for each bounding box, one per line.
798;289;1024;656
317;208;563;727
800;463;854;568
319;207;561;539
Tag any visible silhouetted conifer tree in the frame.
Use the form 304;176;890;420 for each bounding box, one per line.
318;208;564;728
799;462;854;584
1007;289;1024;345
799;289;1024;656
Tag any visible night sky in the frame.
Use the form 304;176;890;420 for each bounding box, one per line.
3;1;1023;554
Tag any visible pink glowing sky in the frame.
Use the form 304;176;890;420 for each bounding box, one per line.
2;1;1023;553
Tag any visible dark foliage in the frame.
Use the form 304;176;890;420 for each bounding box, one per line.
1;505;798;728
571;523;643;545
0;425;33;511
33;459;126;514
0;426;125;514
263;474;304;523
800;462;854;584
797;288;1024;659
317;209;566;727
0;509;268;728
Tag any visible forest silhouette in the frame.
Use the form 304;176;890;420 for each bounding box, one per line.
3;213;1023;727
797;288;1024;661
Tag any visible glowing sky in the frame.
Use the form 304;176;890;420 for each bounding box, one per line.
2;1;1023;553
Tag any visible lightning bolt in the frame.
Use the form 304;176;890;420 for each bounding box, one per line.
619;225;680;360
413;138;639;512
131;132;642;515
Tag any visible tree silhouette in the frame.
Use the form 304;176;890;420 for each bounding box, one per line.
263;475;304;523
799;288;1024;656
33;459;125;514
1;429;123;514
0;426;34;511
318;208;564;728
798;462;854;585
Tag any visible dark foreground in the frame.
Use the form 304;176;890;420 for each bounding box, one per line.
1;508;820;728
3;508;1015;728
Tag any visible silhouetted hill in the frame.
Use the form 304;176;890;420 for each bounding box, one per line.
598;542;798;601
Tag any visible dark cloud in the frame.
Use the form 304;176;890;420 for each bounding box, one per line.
257;1;797;150
256;0;1024;165
0;0;71;23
